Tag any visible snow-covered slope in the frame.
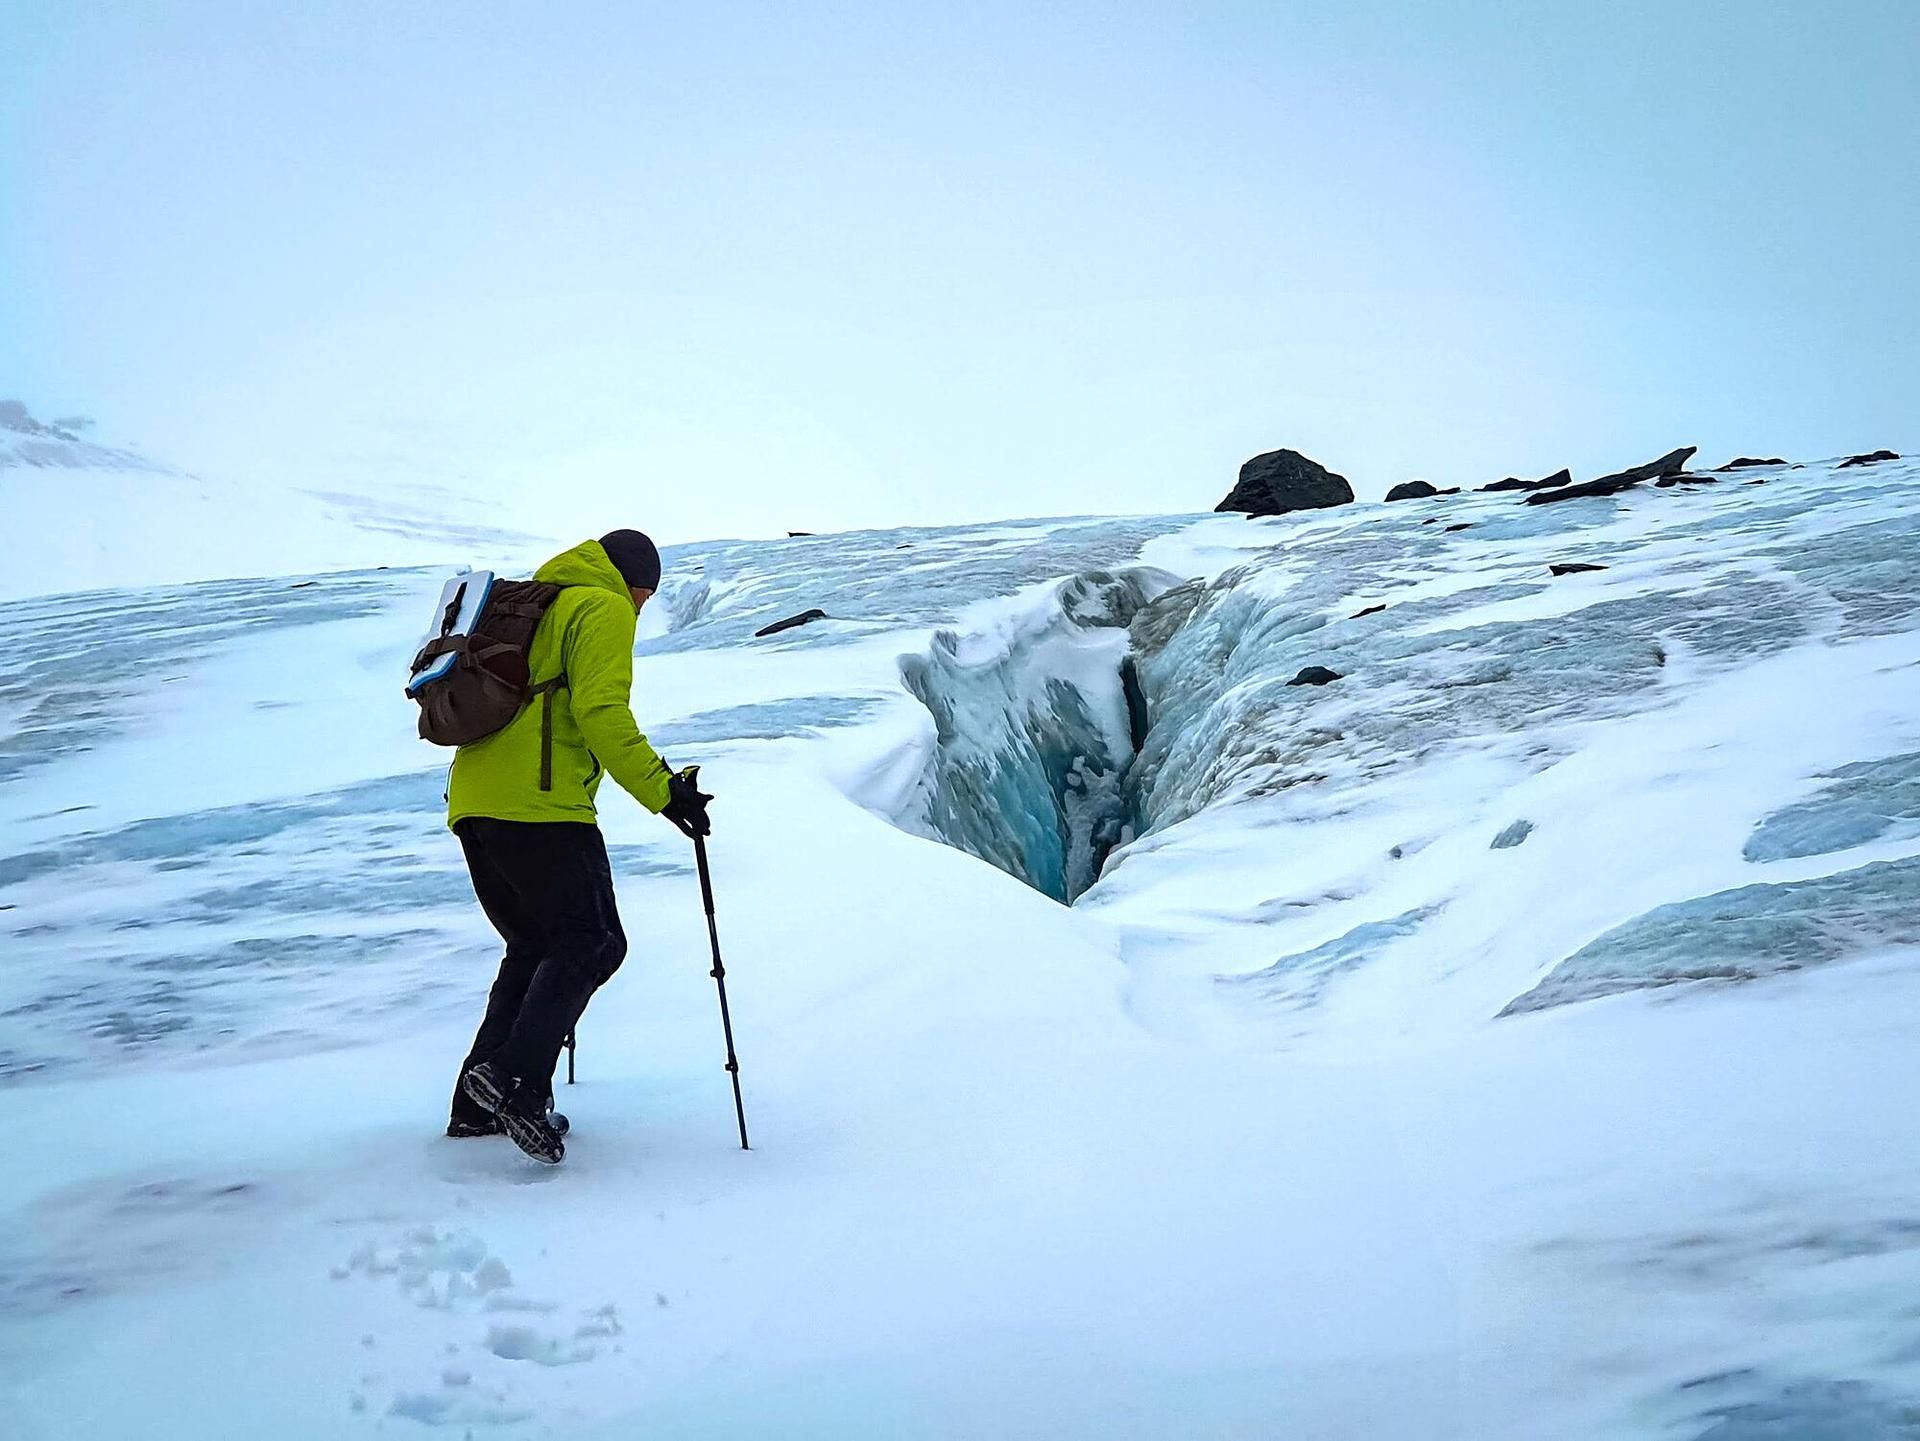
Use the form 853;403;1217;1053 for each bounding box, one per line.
3;456;1919;1439
0;404;551;600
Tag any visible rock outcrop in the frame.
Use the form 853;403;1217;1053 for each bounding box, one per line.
1717;457;1786;470
1482;468;1572;493
1286;666;1343;687
1385;480;1439;502
1524;447;1696;506
1839;450;1901;469
754;608;828;638
0;398;167;473
1216;449;1355;516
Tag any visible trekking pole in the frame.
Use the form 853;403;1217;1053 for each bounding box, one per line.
564;1030;576;1085
691;822;750;1150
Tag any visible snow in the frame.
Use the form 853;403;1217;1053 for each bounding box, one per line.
4;454;1920;1438
0;419;552;601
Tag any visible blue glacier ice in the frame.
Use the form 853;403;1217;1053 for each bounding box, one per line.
1744;752;1920;862
1502;857;1920;1014
900;569;1173;902
1674;1374;1920;1441
1116;464;1920;846
1490;819;1535;850
648;697;886;747
0;568;424;785
639;515;1192;656
1225;908;1437;1012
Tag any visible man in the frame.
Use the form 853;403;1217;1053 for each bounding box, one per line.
445;528;712;1164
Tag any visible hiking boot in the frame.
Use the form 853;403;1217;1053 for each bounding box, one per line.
446;1107;569;1140
462;1061;565;1165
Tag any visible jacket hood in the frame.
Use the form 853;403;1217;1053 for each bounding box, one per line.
534;539;634;602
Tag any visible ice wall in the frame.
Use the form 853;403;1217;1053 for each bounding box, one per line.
901;569;1176;902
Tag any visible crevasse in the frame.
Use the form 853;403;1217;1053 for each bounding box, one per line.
900;568;1173;902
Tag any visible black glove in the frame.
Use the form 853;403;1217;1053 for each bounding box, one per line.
662;765;713;839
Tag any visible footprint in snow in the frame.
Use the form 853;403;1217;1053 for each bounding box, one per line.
334;1226;622;1425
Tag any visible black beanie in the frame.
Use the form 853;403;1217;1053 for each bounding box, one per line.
599;529;662;591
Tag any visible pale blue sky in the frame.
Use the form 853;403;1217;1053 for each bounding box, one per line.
3;1;1915;539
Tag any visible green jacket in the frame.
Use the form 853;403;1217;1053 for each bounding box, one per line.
447;539;674;828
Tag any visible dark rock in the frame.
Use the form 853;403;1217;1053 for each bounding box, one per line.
0;399;82;441
754;608;828;638
1717;457;1786;470
1444;523;1471;532
1351;603;1386;618
1838;450;1900;468
1482;468;1571;493
1287;666;1343;687
1385;481;1439;502
1524;447;1696;505
787;531;816;538
1216;449;1355;516
1550;563;1608;576
1654;474;1718;488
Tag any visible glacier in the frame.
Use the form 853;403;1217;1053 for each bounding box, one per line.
3;454;1920;1438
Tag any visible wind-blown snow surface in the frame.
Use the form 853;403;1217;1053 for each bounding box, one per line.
0;417;550;600
5;459;1920;1438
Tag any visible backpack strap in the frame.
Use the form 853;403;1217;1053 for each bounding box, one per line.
411;634;469;672
534;677;567;791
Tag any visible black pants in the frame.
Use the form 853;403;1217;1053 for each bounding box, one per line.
449;818;628;1127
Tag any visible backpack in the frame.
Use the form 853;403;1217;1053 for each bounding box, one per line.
406;571;568;789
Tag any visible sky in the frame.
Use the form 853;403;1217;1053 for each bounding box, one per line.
3;0;1916;541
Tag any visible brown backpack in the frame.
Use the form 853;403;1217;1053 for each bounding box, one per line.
407;573;568;789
